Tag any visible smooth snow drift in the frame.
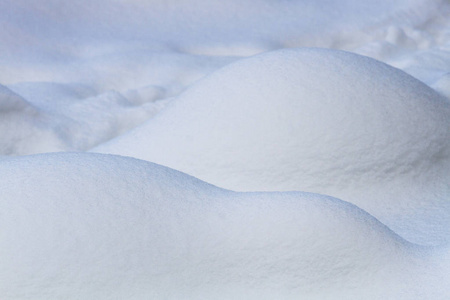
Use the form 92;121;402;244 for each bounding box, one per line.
2;0;450;298
95;48;450;245
1;152;449;299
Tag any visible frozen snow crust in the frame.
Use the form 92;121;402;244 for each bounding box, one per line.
1;152;449;299
96;48;450;245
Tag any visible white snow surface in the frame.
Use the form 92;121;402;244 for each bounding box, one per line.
1;152;449;299
2;0;450;298
95;48;450;246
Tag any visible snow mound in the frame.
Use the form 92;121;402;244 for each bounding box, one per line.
95;48;450;245
1;152;447;299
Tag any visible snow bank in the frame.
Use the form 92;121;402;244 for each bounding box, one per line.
95;48;450;245
1;152;448;299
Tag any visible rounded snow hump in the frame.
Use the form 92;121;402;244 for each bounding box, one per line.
1;152;448;299
95;48;450;245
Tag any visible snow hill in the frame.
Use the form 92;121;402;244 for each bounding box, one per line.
94;48;450;246
1;152;449;299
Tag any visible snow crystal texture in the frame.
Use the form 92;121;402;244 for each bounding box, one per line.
95;48;450;245
1;153;449;299
2;0;450;298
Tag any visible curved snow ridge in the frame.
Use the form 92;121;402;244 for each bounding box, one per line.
94;48;450;245
94;47;450;191
0;152;447;299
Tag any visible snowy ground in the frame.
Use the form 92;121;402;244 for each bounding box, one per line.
1;0;450;299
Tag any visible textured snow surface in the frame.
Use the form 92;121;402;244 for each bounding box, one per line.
95;48;450;246
2;0;450;298
1;152;449;299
